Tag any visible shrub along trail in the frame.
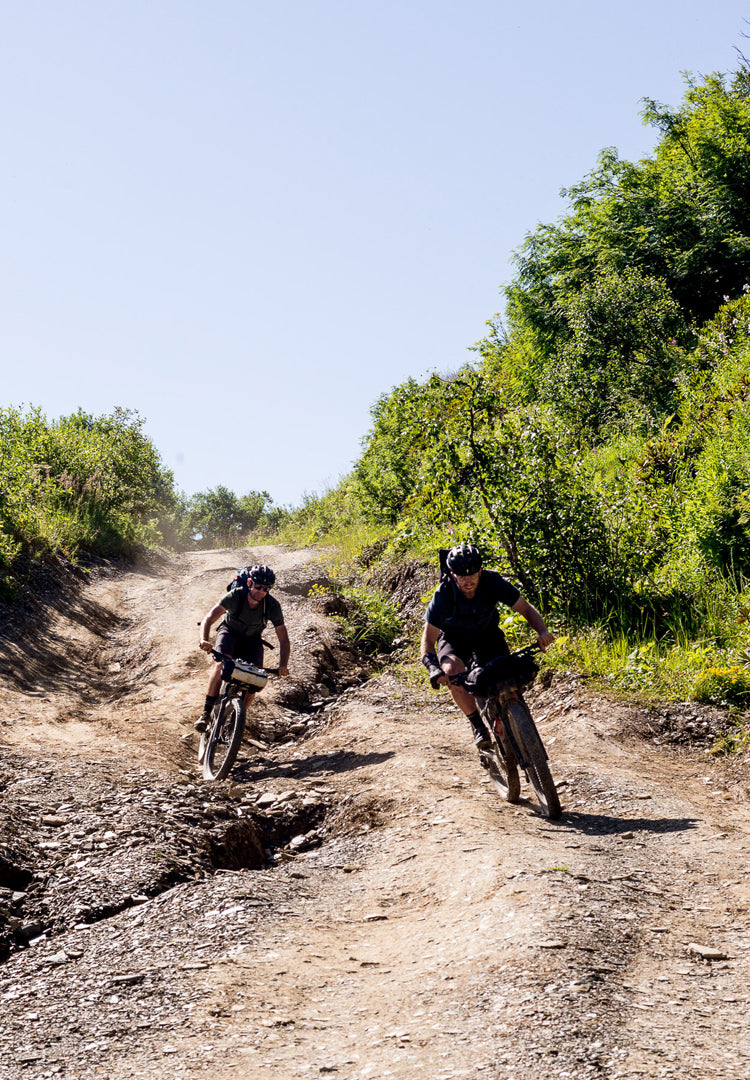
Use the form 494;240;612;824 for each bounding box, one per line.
1;547;749;1079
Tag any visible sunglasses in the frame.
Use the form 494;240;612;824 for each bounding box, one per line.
251;582;271;592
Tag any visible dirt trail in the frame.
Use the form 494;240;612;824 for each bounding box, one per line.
1;547;750;1080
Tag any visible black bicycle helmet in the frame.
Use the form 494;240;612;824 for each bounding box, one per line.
249;564;276;589
446;543;482;576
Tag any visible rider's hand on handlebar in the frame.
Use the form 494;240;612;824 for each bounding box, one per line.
278;666;289;677
199;639;213;653
421;652;446;689
537;631;556;651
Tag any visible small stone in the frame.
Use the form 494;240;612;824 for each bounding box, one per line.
17;920;44;942
687;943;729;961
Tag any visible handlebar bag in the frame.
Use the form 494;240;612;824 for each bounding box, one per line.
223;659;269;690
464;652;538;695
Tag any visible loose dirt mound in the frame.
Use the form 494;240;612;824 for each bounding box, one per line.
1;547;750;1080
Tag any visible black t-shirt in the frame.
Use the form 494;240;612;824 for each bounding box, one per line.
219;590;284;638
424;570;520;640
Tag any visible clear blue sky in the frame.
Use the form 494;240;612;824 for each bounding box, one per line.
2;1;746;505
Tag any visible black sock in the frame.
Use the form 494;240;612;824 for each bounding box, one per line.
466;710;484;731
204;695;217;712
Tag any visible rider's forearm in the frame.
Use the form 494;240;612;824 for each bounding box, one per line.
513;598;550;639
420;623;439;657
526;609;549;637
274;625;291;670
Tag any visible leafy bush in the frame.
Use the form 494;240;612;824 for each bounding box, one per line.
692;664;750;707
326;583;401;655
0;406;177;586
541;266;685;434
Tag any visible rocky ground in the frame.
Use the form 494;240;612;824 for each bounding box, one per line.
1;546;749;1080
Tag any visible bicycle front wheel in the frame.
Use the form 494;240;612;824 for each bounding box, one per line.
506;698;561;819
478;699;521;803
203;695;245;781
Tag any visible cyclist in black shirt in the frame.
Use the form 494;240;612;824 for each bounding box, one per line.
194;564;290;732
420;543;554;749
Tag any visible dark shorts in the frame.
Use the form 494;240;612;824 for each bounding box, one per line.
215;625;264;667
436;626;509;668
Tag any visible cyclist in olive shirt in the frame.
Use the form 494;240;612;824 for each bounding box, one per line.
420;543;554;749
194;563;290;731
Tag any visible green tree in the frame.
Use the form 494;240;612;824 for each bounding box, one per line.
354;378;446;525
187;486;272;547
498;68;750;416
543;266;684;434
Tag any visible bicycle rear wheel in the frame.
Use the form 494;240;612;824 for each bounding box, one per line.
203;695;245;781
478;699;521;803
506;698;561;819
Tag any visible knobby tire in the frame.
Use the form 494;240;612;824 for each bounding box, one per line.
477;697;521;803
203;694;245;781
506;698;561;819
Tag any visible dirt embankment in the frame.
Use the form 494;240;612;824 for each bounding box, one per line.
1;546;750;1080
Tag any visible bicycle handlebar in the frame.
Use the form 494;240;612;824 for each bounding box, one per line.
210;650;280;676
448;644;541;690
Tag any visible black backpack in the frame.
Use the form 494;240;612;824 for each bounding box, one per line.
226;566;255;595
226;565;268;619
436;547;459;619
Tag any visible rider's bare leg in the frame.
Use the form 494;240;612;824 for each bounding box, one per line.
441;653;491;748
440;654;476;716
207;662;223;698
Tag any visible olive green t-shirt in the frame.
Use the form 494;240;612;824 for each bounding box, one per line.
219;590;284;637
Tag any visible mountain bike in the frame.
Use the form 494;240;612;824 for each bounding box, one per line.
198;651;269;781
454;645;561;819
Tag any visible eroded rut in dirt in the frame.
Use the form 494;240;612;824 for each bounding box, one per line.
1;546;750;1080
